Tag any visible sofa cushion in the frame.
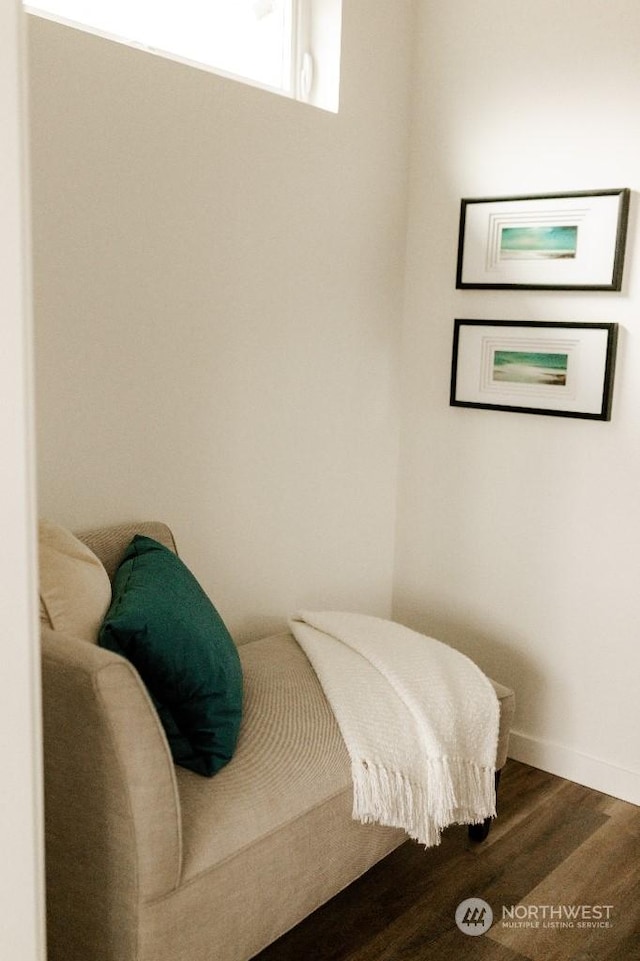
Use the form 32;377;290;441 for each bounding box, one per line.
99;535;243;777
175;632;376;880
38;518;112;642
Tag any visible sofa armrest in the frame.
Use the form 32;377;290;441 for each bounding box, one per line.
42;627;182;960
490;678;515;770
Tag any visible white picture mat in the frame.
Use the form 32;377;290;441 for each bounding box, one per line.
454;325;611;414
460;194;623;287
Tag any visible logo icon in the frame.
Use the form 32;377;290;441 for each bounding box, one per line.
455;897;493;936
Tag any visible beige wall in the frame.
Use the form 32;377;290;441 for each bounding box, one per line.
1;2;45;958
394;0;640;803
28;3;414;641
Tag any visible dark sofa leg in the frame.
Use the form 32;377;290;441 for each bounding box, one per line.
468;769;502;843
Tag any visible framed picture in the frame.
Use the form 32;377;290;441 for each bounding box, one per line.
456;189;630;290
450;320;618;420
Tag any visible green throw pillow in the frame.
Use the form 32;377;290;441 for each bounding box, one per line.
99;535;243;777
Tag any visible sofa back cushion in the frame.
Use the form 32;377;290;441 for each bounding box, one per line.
77;521;177;582
39;519;112;642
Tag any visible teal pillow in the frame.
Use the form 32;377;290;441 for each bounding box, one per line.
99;535;242;777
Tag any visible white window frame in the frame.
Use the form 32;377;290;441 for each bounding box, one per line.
24;0;342;112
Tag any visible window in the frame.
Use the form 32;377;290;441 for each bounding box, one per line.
25;0;342;112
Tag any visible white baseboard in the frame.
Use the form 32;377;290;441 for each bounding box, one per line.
508;730;640;807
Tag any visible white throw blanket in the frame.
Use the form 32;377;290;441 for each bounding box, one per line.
289;611;499;847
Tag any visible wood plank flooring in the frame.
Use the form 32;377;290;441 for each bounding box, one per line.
254;760;640;961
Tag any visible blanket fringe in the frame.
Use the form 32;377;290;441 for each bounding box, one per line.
352;757;496;848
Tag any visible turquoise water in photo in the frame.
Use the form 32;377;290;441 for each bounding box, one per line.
494;351;567;370
500;225;578;260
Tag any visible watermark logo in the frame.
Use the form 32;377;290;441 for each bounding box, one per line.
501;903;614;930
455;898;494;936
455;899;614;936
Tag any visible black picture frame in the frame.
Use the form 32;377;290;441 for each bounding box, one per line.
456;189;630;291
450;319;618;420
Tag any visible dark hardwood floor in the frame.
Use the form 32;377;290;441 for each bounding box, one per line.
255;760;640;961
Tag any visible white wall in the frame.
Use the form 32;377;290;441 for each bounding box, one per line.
28;2;414;641
29;0;640;808
0;2;45;958
395;0;640;803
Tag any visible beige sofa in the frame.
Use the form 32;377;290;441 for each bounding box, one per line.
41;521;515;961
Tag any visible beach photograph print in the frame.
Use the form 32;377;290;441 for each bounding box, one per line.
499;225;578;261
450;320;618;419
456;189;630;289
493;350;569;387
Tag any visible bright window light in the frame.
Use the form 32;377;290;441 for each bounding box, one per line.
25;0;342;112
